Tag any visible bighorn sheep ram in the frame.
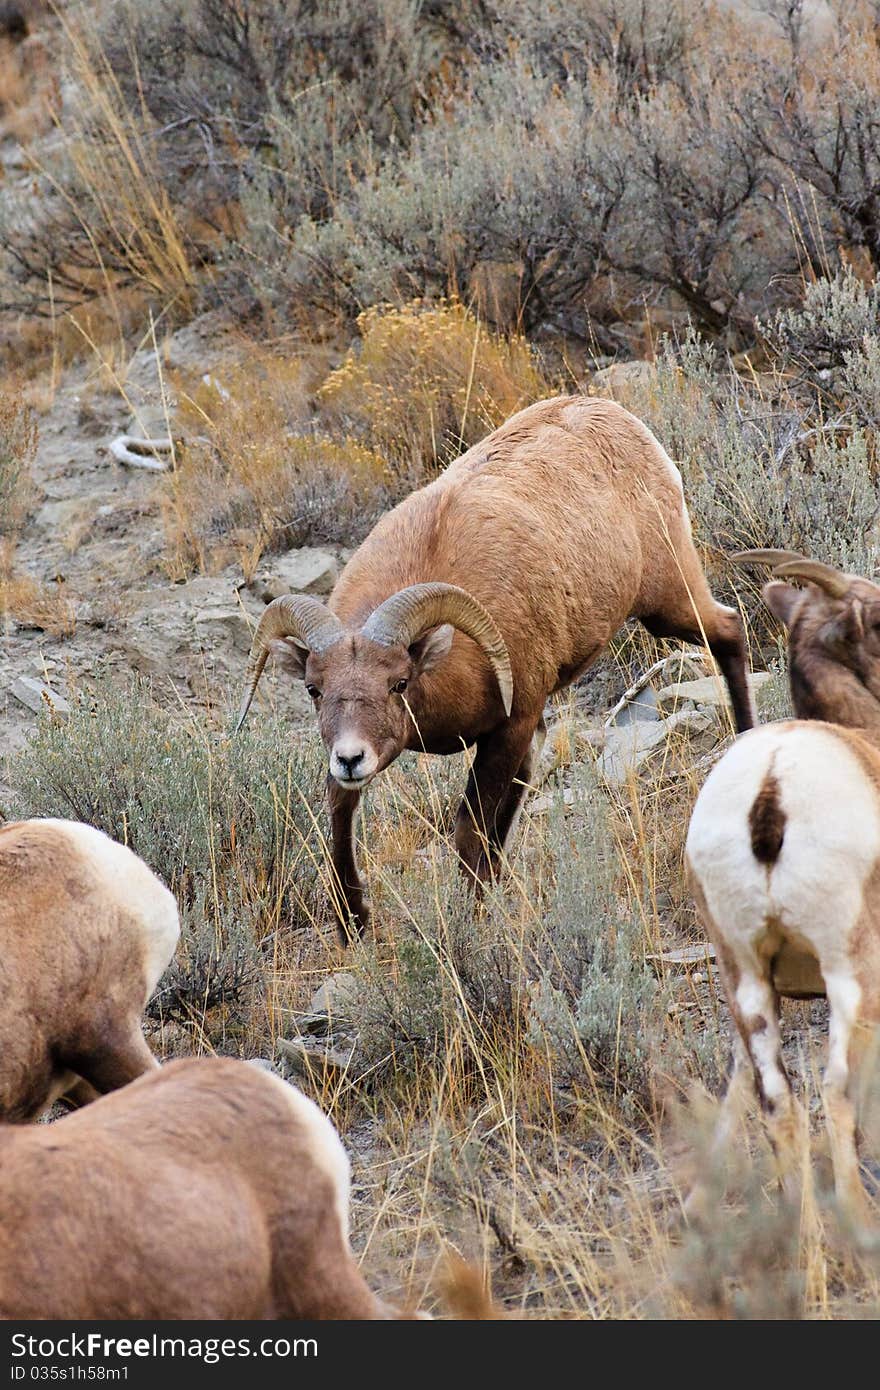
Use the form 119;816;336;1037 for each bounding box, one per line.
237;396;754;940
686;550;880;1226
0;1057;419;1319
0;818;179;1119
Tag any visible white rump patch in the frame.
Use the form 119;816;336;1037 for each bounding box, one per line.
687;724;880;974
50;820;180;992
262;1071;352;1243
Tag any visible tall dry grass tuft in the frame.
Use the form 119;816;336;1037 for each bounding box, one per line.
0;394;36;539
2;8;200;328
0;570;76;638
55;11;197;309
317;299;550;474
163;351;391;578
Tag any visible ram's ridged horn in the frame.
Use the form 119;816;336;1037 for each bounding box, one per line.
772;559;851;599
235;596;344;732
362;582;514;716
730;548;806;567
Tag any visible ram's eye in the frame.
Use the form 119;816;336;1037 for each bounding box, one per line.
305;684;322;701
391;678;408;694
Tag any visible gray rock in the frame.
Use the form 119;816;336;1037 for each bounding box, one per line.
664;708;716;736
10;676;70;719
610;686;659;728
656;671;773;713
33;498;87;531
193;604;253;654
290;972;361;1036
529;785;593;815
276;1036;355;1081
307;971;359;1020
596;719;670;786
250;548;339;603
123;406;175;440
647;943;717;968
592;360;655;394
115;576;263;678
160;310;241;375
597;708;715;786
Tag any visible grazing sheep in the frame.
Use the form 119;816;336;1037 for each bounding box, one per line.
237;396;754;941
686;551;880;1226
0;818;179;1119
0;1057;420;1319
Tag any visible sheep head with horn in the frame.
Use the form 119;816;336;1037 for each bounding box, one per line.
236;583;513;791
734;548;880;718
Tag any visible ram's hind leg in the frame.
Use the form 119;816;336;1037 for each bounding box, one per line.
822;965;879;1234
455;719;537;882
640;579;754;733
63;1026;157;1103
731;965;802;1196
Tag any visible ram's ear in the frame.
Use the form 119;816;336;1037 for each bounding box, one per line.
269;636;309;679
820;599;865;659
763;581;803;629
409;624;454;675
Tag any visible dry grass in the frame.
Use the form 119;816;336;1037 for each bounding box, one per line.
0;8;200;333
163;350;390;578
317;299;550;474
0;284;159;406
0;19;55;145
52;10;198;312
271;737;880;1319
2;0;880;1324
0;394;36;537
355;743;880;1316
161;307;546;580
0;569;76;637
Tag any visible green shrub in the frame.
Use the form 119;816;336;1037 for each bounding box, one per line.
763;268;880;432
488;0;690;88
289;60;615;333
8;678;328;1034
763;268;880;376
618;328;880;593
10;676;325;918
291;31;795;339
528;765;668;1107
149;899;262;1037
350;762;679;1110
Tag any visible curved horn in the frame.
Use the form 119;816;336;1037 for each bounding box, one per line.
362;582;513;716
772;559;851;598
730;548;807;567
235;595;344;732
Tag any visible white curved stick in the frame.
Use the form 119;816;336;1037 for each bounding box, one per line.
110;435;174;471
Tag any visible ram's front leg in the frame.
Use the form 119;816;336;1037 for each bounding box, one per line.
327;775;368;945
454;718;538;884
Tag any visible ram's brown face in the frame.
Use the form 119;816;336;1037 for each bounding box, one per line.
274;628;453;789
234;584;514;787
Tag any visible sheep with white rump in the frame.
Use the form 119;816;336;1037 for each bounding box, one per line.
0;817;179;1119
686;550;880;1227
